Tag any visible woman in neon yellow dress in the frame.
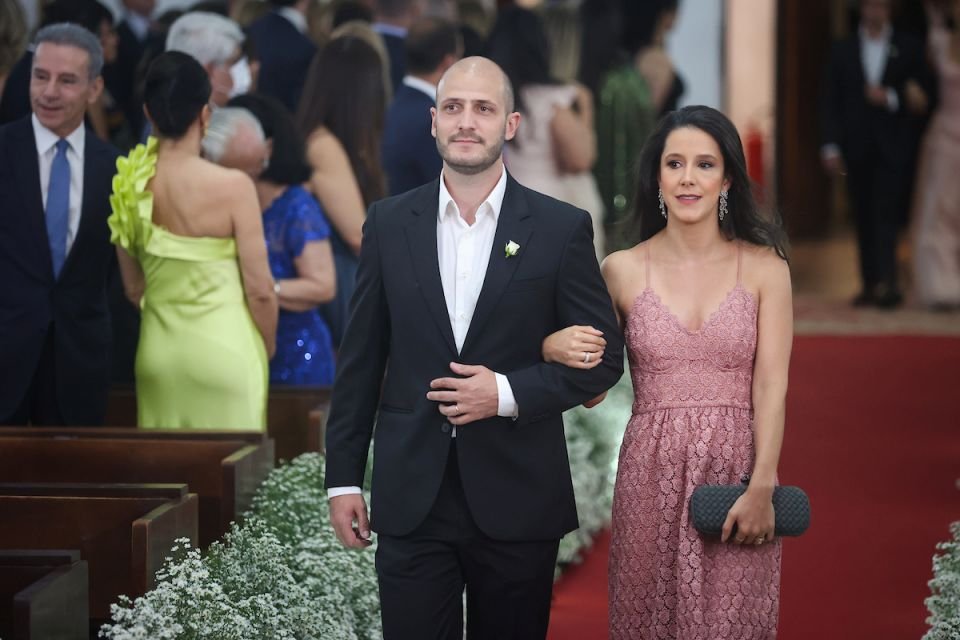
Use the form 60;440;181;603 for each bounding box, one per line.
108;51;276;430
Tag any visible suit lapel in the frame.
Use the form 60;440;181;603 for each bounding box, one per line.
405;181;458;355
461;176;533;355
10;119;53;279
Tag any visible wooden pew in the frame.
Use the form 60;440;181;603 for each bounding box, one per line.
103;384;330;463
0;550;88;640
0;434;273;546
0;483;197;620
266;385;331;461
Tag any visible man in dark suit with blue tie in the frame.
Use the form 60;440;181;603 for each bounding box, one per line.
246;0;317;113
382;17;461;196
0;24;119;425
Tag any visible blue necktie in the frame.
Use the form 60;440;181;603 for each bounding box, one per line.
45;139;70;278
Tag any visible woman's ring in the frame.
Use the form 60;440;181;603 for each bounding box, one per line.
755;536;765;545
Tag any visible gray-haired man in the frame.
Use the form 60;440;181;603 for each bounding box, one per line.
0;23;120;425
166;11;249;107
201;106;269;181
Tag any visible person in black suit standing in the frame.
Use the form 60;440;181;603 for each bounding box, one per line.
246;0;317;113
382;17;461;195
820;0;930;308
325;56;623;640
0;23;120;425
372;0;426;94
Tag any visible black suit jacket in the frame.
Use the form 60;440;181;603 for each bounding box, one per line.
379;31;407;94
382;84;442;195
324;175;624;541
820;30;929;166
0;116;120;423
247;12;317;113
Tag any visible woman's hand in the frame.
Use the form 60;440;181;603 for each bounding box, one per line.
721;486;775;546
542;325;606;369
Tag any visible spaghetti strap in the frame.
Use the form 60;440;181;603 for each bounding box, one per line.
735;242;743;285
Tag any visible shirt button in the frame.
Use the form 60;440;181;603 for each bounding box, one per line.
441;422;451;434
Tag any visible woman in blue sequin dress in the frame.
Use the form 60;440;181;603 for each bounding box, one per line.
228;93;337;385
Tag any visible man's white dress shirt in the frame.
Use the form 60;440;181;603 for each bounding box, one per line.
33;115;85;257
327;167;519;499
860;24;898;111
402;75;437;103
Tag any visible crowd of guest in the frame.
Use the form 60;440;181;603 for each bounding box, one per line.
2;0;958;430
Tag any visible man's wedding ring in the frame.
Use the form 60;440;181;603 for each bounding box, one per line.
454;404;459;415
583;352;590;364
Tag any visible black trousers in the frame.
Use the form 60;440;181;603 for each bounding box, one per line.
1;327;65;425
846;150;905;292
375;441;561;640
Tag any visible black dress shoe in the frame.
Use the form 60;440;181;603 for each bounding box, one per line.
874;286;903;309
852;290;875;307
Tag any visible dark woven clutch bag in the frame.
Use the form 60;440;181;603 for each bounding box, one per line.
690;484;811;538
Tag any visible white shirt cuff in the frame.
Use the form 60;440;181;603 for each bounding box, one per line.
886;88;899;112
495;372;519;418
327;486;362;499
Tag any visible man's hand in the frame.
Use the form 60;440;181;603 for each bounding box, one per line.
427;362;499;426
865;83;889;107
329;494;372;549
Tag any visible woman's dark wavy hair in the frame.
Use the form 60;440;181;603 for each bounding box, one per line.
634;105;789;260
143;51;211;139
484;6;555;116
227;93;312;185
295;36;386;207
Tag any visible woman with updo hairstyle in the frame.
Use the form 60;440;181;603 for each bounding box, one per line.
542;106;792;637
108;50;277;430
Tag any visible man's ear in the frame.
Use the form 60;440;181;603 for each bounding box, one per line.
87;76;104;105
504;111;521;142
430;106;438;139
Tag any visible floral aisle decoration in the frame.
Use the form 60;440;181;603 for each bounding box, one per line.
557;371;633;567
100;372;634;639
924;521;960;640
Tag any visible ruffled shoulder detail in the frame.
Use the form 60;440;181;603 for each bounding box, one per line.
108;136;158;255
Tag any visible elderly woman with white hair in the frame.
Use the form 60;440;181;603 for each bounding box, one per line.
165;11;251;106
205;97;338;386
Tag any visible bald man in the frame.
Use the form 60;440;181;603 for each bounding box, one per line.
324;57;623;639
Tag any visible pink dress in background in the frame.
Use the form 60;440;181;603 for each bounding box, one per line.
609;244;781;639
912;25;960;307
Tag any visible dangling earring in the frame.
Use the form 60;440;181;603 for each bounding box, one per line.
658;188;666;219
719;189;728;222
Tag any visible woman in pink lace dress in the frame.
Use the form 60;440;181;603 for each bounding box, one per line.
544;106;793;638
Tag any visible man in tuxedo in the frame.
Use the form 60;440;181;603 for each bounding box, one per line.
0;24;120;425
246;0;317;113
820;0;930;308
325;57;623;639
382;17;461;195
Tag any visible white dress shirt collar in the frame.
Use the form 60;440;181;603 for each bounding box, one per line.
125;11;151;42
278;7;309;35
437;164;508;225
32;114;85;163
372;22;408;38
402;75;437;103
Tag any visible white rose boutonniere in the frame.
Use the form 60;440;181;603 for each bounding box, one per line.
505;240;520;258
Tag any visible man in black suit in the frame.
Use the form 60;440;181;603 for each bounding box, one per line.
382;17;461;195
0;24;119;425
820;0;930;308
372;0;426;94
246;0;317;113
325;57;623;639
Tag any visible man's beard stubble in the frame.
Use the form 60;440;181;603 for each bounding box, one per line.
436;130;506;176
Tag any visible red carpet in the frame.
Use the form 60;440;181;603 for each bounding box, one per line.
548;336;960;640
